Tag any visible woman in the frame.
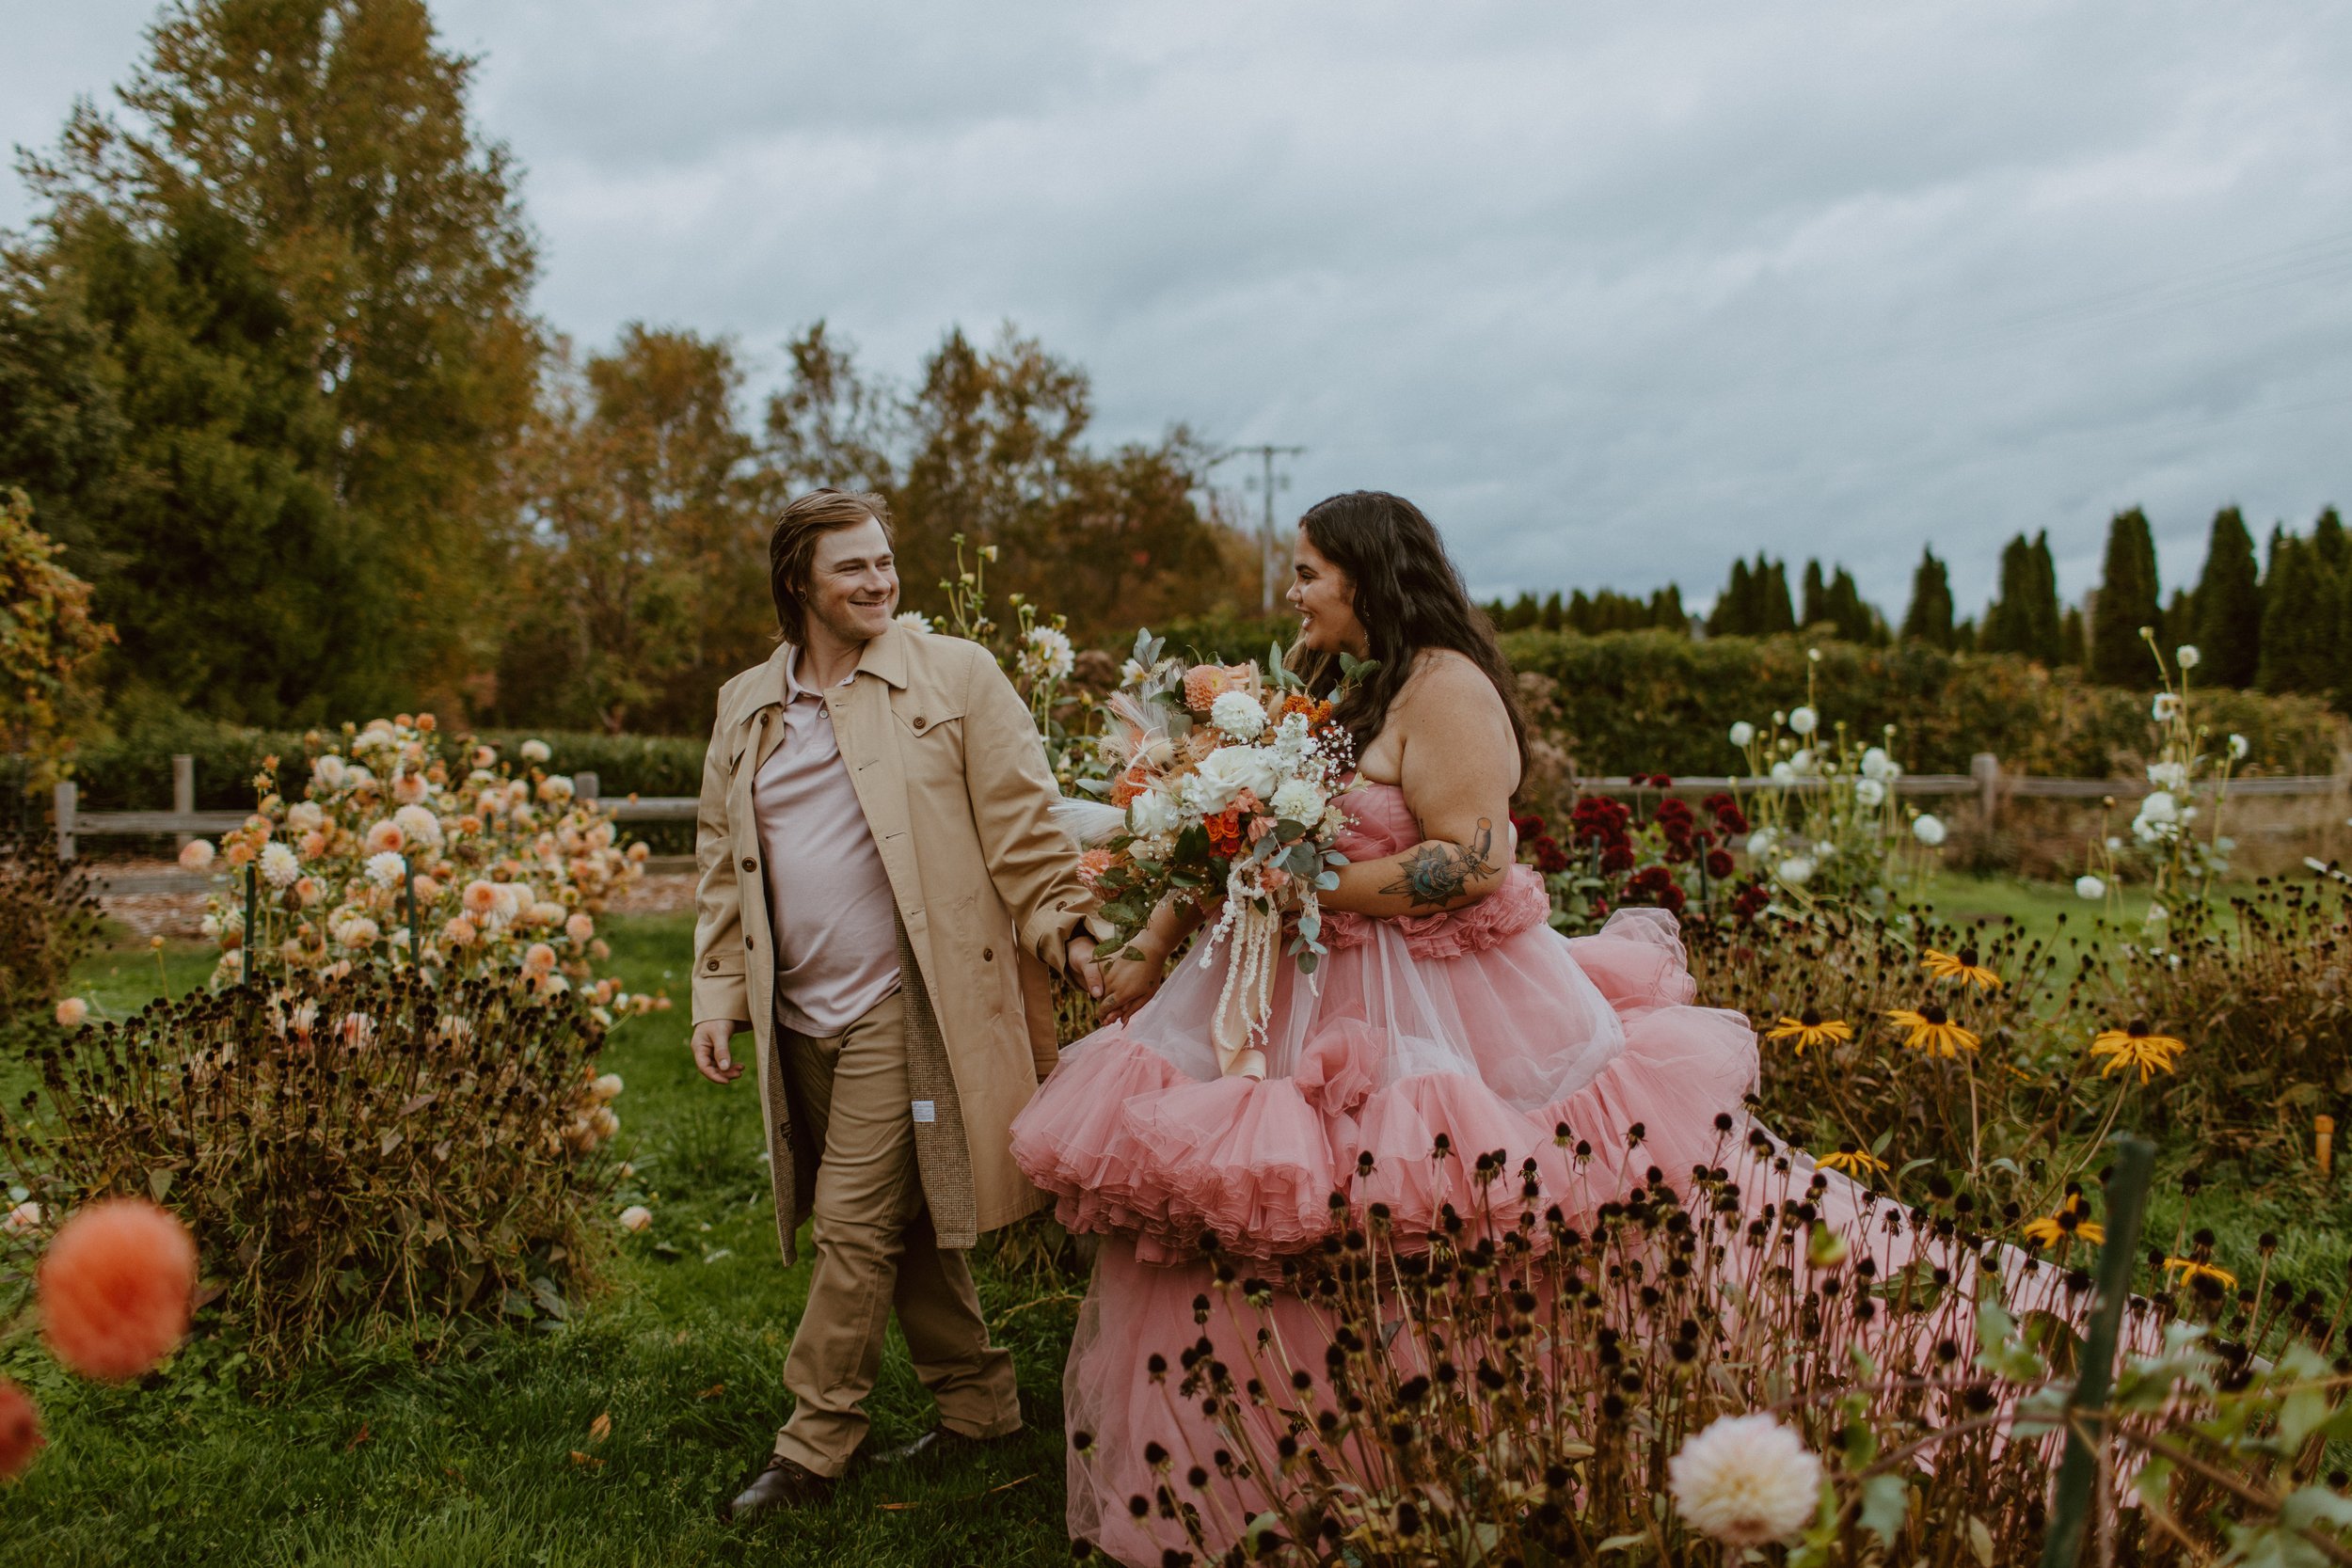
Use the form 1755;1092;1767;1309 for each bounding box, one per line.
1010;491;1779;1562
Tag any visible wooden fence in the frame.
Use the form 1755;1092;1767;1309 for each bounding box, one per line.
49;753;2350;885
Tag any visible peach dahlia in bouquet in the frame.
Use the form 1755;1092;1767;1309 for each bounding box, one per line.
1057;632;1366;1078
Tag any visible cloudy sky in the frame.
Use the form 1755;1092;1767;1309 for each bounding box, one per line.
8;1;2350;615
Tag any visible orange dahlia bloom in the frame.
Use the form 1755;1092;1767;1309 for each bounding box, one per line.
40;1197;198;1381
0;1377;40;1479
1183;663;1254;715
1076;847;1116;890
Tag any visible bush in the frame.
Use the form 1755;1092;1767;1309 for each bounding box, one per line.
186;716;658;1005
0;828;100;1023
1503;629;2348;779
0;971;624;1369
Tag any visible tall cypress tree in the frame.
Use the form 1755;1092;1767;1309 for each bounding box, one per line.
2090;507;2161;686
1756;556;1796;635
2256;533;2334;693
1980;533;2058;659
2192;507;2262;687
1800;560;1829;628
1708;558;1754;636
1900;546;1955;649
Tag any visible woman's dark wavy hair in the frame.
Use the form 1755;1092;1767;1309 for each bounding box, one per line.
1287;490;1529;782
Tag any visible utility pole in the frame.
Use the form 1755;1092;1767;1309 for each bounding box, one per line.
1234;443;1305;614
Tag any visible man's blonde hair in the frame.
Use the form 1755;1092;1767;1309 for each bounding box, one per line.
768;489;893;642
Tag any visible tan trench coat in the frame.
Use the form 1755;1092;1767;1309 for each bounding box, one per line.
690;626;1090;1265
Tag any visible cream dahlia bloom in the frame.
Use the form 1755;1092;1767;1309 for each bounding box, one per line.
364;819;405;855
179;839;216;871
520;738;552;765
311;754;348;791
618;1205;653;1233
1209;689;1269;743
565;912;596;943
260;842;301;888
55;997;88;1027
522;942;559;974
392;803;443;847
365;850;407;890
590;1072;624;1103
1667;1413;1822;1547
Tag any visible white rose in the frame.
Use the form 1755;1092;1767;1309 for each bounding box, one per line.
1746;827;1778;859
1776;856;1814;885
1788;706;1819;737
1769;761;1794;782
2075;874;2106;899
1853;778;1885;808
1209;689;1269;743
1728;721;1756;749
1270;779;1327;823
1789;748;1816;775
1859;746;1892;782
312;754;348;791
2137;790;2179;825
1911;814;1947;847
1188;745;1279;811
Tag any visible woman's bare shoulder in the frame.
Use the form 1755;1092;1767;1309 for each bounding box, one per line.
1395;648;1504;711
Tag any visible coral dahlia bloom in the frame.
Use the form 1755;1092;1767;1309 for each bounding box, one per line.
364;819;405;855
55;996;88;1028
178;839;216;871
462;879;501;918
1667;1413;1821;1546
523;942;559;974
40;1198;198;1381
1182;662;1253;715
0;1378;41;1480
565;913;596;944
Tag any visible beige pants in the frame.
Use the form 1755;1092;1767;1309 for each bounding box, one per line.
773;989;1021;1476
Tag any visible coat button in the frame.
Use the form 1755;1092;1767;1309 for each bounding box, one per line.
982;946;994;961
740;857;756;872
745;936;755;949
706;958;719;972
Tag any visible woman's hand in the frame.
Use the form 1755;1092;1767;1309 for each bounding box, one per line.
1098;934;1171;1022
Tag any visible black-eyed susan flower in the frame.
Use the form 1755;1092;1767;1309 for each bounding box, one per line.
1885;1003;1979;1057
1816;1143;1887;1178
2022;1196;2104;1250
2162;1257;2237;1291
2090;1020;2185;1085
1763;1007;1853;1054
1920;946;2003;990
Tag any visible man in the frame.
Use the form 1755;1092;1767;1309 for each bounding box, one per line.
689;488;1102;1520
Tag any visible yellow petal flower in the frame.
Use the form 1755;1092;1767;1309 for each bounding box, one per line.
1885;1004;1980;1057
1764;1008;1854;1055
2089;1021;2185;1085
1921;947;2004;990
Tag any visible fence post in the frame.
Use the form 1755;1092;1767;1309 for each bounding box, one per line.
172;753;195;851
574;770;600;806
1972;752;2001;832
54;780;76;862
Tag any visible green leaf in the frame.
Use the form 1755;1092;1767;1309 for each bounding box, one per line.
1855;1473;1910;1546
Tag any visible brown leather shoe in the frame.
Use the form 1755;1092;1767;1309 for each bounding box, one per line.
726;1453;834;1522
868;1423;1015;1465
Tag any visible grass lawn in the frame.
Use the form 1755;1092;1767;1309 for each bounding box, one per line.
6;899;2345;1565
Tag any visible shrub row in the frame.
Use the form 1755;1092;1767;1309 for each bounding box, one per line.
1502;628;2349;777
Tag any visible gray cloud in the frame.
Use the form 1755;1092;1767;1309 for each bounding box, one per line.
8;0;2348;615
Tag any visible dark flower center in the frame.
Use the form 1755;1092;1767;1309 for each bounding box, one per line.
2126;1019;2151;1037
1958;947;1979;968
1800;1007;1821;1027
1921;1004;1949;1025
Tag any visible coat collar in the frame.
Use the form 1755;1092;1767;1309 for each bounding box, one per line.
721;625;909;731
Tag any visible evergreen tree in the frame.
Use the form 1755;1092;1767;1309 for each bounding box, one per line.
1650;583;1687;633
0;0;539;722
2258;529;2341;695
2090;507;2161;686
1982;531;2063;663
1540;591;1565;633
1502;593;1539;631
2059;605;2086;666
2191;507;2262;686
1899;546;1956;649
1824;566;1885;644
1707;558;1755;637
1756;556;1796;635
1801;560;1829;628
2313;506;2348;574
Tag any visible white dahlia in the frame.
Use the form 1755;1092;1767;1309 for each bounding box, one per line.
260;842;301;888
365;850;408;890
520;738;552;765
1209;689;1269;743
1667;1413;1822;1547
1911;813;1947;847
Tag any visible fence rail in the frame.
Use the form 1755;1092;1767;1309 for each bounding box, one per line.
48;752;2352;866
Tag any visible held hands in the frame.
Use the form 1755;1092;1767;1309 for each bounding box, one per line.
691;1019;745;1085
1097;934;1170;1023
1067;933;1106;1002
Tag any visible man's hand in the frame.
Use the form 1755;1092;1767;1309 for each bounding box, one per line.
1066;933;1105;1001
1098;939;1168;1023
691;1019;746;1085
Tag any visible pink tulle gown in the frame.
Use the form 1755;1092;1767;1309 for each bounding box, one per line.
1010;784;1768;1562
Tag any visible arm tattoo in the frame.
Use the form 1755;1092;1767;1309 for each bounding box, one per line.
1379;819;1499;909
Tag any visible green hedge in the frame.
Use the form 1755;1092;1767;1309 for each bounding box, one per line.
1501;629;2348;777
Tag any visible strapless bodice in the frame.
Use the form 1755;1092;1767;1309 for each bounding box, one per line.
1322;782;1552;958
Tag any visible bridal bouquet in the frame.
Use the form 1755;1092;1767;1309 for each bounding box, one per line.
1056;632;1366;1078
